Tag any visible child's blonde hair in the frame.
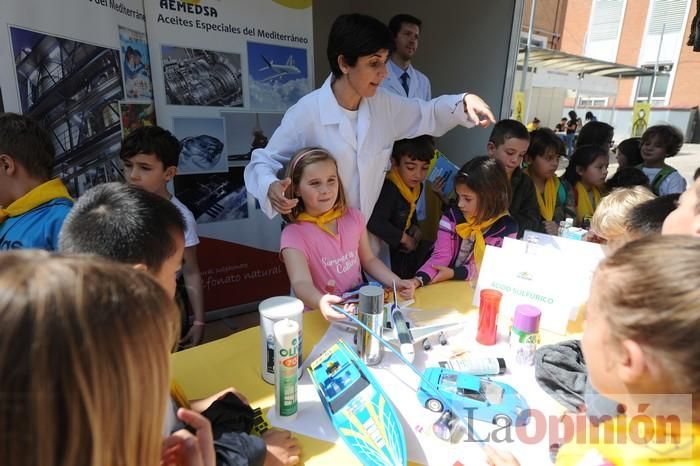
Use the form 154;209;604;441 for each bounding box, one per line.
595;235;700;393
283;147;347;222
0;251;179;466
590;186;655;240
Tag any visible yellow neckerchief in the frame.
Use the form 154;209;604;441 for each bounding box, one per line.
296;207;345;237
386;167;420;232
556;417;700;466
575;182;601;224
0;178;73;224
525;168;559;221
455;212;508;270
170;380;191;409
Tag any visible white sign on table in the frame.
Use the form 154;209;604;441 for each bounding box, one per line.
473;234;604;335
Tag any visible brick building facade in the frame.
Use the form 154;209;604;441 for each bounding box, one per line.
558;0;698;108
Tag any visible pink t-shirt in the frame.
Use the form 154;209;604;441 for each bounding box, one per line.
280;208;365;295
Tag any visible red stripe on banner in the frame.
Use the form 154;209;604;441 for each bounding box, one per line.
197;237;289;311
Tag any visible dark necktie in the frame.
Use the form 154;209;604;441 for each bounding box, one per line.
400;71;409;96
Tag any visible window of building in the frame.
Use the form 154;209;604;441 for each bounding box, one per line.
578;96;609;107
647;0;688;35
584;0;627;62
519;33;547;49
635;64;673;103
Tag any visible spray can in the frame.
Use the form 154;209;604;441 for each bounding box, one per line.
259;296;303;384
274;319;299;419
509;304;541;366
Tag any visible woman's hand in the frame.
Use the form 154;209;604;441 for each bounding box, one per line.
463;94;496;128
160;409;215;466
267;178;298;214
319;294;353;321
431;265;454;283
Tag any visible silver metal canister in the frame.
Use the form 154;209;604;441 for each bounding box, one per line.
356;285;384;366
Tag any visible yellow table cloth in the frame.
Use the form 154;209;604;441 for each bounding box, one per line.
171;281;582;464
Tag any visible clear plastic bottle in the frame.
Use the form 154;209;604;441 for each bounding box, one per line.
557;221;567;237
558;218;574;237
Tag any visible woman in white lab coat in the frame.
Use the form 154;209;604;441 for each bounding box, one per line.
244;13;495;221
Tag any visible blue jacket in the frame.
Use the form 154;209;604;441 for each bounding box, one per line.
0;198;73;251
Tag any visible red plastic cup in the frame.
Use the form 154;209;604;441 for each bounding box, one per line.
476;289;502;345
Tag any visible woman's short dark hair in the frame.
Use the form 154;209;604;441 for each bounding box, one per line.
454;156;510;223
327;14;394;78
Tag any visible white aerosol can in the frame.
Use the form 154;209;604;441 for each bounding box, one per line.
274;318;299;419
259;296;303;384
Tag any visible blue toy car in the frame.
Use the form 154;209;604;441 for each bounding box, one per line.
417;367;529;427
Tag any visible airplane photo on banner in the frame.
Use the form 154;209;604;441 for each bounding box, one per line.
259;54;301;82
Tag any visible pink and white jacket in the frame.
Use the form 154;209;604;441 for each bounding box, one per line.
415;205;518;285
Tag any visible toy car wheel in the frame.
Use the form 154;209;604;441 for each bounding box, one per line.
425;398;443;412
493;414;512;426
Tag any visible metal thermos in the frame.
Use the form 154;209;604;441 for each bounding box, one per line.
357;285;384;366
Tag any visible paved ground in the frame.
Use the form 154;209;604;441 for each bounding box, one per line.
665;143;700;182
557;143;700;184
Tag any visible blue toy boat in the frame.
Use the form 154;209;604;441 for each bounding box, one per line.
308;340;407;466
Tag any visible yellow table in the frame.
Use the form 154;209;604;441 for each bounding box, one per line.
171;281;582;464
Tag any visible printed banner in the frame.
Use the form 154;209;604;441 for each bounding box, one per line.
512;91;526;123
631;101;651;137
0;0;153;196
0;0;315;312
145;0;315;311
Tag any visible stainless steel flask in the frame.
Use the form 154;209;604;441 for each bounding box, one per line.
356;285;384;366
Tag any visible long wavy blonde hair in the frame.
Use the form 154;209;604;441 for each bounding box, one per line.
0;251;179;466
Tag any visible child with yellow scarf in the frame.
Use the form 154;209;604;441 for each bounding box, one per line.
279;147;415;321
367;136;435;278
412;156;517;287
0;113;73;251
562;145;610;228
523;128;576;235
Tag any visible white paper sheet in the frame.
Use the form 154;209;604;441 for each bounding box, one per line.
268;316;565;465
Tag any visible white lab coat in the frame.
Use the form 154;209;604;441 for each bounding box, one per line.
380;59;432;100
244;74;473;221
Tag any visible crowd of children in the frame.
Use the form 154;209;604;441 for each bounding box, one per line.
0;45;698;464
